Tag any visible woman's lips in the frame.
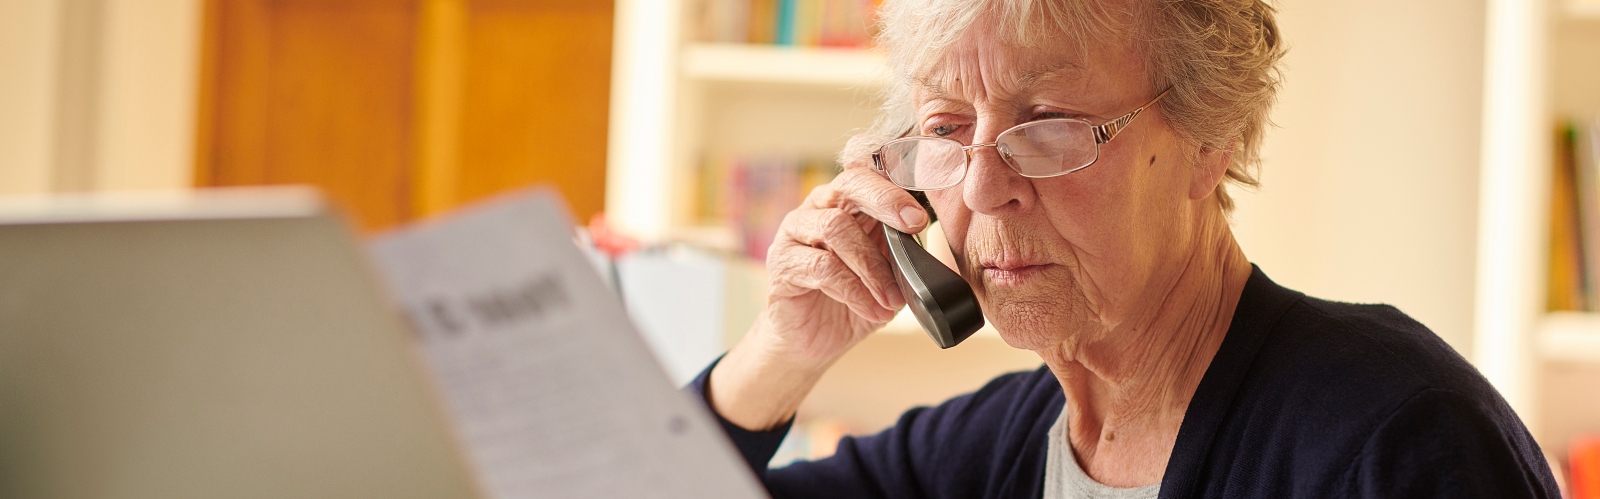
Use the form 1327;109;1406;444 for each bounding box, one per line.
981;263;1049;285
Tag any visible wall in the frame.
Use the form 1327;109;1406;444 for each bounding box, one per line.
1233;0;1487;357
96;0;202;191
0;0;200;195
0;1;60;194
1552;9;1600;119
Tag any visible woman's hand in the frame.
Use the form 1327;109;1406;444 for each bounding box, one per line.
707;145;931;431
761;166;928;361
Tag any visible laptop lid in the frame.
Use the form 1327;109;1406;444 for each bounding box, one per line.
0;189;481;498
0;188;769;499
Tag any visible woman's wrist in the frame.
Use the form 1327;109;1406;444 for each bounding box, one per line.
707;317;840;431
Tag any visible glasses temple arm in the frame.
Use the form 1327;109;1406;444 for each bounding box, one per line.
1091;87;1173;144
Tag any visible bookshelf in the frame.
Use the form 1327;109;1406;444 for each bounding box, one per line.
610;1;890;257
1479;0;1600;454
607;0;888;242
1541;7;1600;361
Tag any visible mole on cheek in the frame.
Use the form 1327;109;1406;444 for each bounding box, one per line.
1149;155;1157;166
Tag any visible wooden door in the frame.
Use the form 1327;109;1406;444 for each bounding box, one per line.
195;0;612;232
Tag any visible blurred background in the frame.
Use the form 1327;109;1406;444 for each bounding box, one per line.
1;0;1598;487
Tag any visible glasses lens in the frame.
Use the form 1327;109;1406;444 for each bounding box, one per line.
997;120;1097;177
878;137;965;190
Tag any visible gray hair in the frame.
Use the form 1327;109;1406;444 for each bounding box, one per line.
844;0;1284;211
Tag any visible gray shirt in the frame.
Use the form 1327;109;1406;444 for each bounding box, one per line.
1044;408;1161;499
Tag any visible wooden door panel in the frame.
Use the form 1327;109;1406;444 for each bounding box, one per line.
457;1;611;221
197;0;610;231
263;1;416;231
202;0;416;232
204;0;272;186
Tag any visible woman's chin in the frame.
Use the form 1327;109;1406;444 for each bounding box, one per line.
984;300;1074;351
969;265;1086;350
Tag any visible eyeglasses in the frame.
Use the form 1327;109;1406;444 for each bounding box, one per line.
871;88;1172;191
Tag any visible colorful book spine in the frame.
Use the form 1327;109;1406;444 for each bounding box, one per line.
1549;122;1586;311
775;0;797;45
1580;117;1600;311
747;0;778;44
697;154;839;261
697;0;875;48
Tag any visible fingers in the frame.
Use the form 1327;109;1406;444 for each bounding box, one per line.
755;133;928;329
768;243;897;323
808;167;929;235
779;206;904;311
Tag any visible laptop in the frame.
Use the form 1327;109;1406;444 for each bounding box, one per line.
0;188;764;498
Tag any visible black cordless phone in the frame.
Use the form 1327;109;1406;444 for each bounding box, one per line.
882;192;984;348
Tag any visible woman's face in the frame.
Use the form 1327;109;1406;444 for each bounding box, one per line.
917;28;1207;351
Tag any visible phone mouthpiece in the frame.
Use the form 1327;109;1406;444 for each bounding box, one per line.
882;223;985;349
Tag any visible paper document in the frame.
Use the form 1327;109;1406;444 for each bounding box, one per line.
368;189;765;499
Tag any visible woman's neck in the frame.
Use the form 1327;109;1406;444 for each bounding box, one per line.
1037;212;1252;487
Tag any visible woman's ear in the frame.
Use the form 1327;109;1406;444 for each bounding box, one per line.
1190;139;1237;201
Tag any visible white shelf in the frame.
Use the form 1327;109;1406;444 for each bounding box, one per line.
681;43;888;87
1538;312;1600;363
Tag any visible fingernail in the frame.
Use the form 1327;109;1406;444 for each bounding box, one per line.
899;206;926;230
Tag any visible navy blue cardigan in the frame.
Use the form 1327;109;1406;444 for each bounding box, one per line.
687;267;1560;498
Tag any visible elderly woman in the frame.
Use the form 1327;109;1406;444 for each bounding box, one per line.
687;0;1559;497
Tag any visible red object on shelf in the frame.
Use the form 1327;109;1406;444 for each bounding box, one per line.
1574;435;1600;499
587;213;641;259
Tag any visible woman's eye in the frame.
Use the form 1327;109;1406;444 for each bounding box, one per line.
930;124;961;137
1034;112;1069;120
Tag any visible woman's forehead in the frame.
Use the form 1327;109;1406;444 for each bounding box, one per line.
912;30;1138;105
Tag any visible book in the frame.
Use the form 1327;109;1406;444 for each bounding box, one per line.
730;157;799;260
697;0;751;43
776;0;797;45
698;154;839;260
748;0;778;44
695;0;875;47
1550;122;1587;311
1579;117;1600;310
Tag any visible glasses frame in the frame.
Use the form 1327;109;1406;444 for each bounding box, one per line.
871;87;1173;191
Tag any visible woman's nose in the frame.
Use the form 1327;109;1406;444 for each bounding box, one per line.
962;138;1032;215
